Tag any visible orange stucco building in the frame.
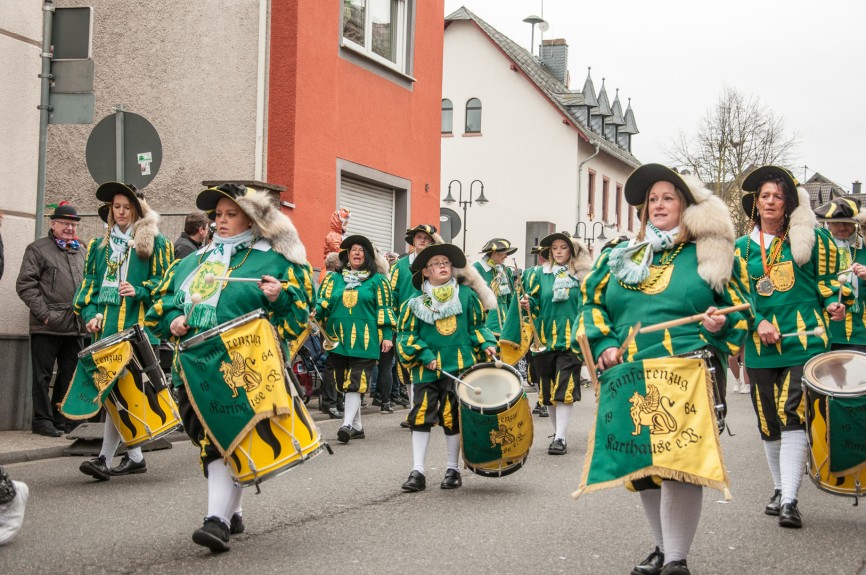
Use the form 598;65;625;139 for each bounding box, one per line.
268;1;444;266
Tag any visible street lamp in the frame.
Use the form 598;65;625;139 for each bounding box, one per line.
442;179;488;252
574;221;608;250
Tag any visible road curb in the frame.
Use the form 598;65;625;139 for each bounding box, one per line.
0;405;409;465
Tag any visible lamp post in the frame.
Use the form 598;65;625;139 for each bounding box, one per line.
574;221;608;251
442;179;488;252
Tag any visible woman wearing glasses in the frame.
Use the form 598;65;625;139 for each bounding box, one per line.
315;235;396;444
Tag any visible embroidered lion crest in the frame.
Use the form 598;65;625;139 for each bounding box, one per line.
219;351;262;398
629;384;677;435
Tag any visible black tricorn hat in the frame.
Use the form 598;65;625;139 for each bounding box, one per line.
741;165;800;216
814;196;861;223
405;224;438;246
624;164;694;207
197;183;252;213
410;243;466;289
338;234;376;265
95;182;143;221
49;202;81;221
479;238;518;255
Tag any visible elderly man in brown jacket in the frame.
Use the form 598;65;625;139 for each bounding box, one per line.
16;203;87;436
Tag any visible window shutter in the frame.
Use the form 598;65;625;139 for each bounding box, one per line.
340;176;395;253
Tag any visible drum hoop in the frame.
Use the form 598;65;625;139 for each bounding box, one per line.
803;350;866;397
457;361;523;411
178;308;267;351
78;325;142;358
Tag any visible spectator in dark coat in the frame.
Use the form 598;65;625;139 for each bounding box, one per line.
15;203;87;436
174;212;210;260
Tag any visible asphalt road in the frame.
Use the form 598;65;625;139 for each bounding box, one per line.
2;390;865;575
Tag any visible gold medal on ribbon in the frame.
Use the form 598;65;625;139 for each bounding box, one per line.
342;289;359;308
756;275;775;296
432;284;454;303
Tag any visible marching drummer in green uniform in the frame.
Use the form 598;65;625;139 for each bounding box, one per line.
736;165;845;529
814;196;866;351
145;183;315;552
315;234;396;443
397;243;497;492
473;238;517;337
74;182;174;480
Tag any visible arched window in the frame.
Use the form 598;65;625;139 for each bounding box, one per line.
465;98;482;133
441;99;453;134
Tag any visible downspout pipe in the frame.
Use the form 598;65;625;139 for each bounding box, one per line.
576;139;600;231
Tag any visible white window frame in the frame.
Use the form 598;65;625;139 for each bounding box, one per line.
341;0;409;74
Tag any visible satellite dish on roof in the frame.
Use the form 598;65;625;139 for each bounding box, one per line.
538;21;549;32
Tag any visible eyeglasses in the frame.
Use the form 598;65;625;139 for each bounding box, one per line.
54;221;78;229
426;261;452;269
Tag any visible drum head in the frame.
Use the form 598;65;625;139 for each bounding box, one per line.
803;351;866;397
456;363;522;409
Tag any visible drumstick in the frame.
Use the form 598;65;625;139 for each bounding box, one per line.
438;368;482;395
780;327;825;338
184;293;202;328
838;273;849;305
575;333;600;390
94;313;103;329
204;273;288;286
639;303;752;335
616;322;641;361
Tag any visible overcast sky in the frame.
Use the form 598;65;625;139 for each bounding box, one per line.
443;0;865;190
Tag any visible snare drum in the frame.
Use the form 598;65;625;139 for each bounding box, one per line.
675;349;726;433
457;362;533;478
178;310;328;486
803;350;866;498
63;325;181;447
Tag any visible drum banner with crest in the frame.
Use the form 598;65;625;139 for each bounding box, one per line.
61;340;135;419
829;396;866;475
573;357;730;499
460;397;533;466
177;317;292;456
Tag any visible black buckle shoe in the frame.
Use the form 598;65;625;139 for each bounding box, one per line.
660;560;690;575
764;489;782;516
440;468;462;490
779;499;802;528
337;425;352;443
349;427;365;440
192;516;230;552
548;438;567;455
230;513;245;535
110;455;147;476
631;547;664;575
401;470;426;492
79;456;111;481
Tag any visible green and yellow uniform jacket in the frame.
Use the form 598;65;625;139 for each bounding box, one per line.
316;272;396;360
390;255;419;314
578;241;748;362
515;263;580;352
828;238;866;346
735;227;843;368
73;234;174;344
397;286;496;384
144;245;315;384
472;260;515;336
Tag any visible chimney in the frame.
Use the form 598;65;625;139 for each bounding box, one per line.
854;181;862;194
540;39;568;86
